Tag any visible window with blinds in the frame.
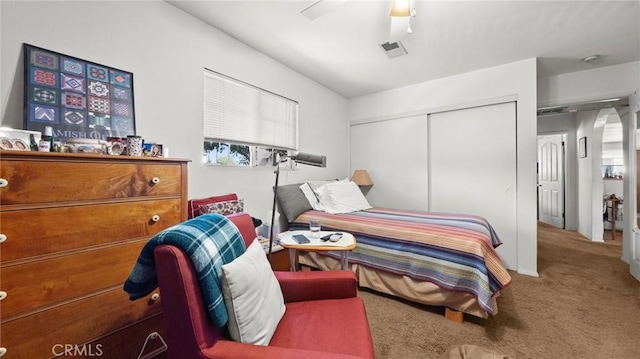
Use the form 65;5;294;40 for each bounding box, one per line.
203;69;298;166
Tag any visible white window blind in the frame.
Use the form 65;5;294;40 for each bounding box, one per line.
204;69;298;150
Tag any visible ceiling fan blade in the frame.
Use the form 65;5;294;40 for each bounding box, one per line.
389;16;411;43
301;0;348;20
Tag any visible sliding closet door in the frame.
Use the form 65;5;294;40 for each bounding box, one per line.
428;102;517;270
350;115;428;210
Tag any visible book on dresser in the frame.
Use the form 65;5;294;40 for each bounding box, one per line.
0;150;189;359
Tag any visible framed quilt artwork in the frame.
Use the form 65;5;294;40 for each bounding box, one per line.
23;44;136;140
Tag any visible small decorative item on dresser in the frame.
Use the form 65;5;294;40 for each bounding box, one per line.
107;137;126;155
126;135;143;156
29;134;39;151
0;127;42;151
11;139;27;151
0;137;15;150
42;126;54;151
143;143;163;157
38;139;51;152
64;138;107;154
0;137;30;151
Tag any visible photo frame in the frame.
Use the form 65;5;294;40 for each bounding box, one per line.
23;43;136;141
579;137;587;158
143;143;163;157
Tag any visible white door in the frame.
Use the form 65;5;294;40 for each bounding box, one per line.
537;134;565;228
428;102;517;270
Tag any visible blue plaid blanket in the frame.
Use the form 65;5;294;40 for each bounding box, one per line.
123;213;246;327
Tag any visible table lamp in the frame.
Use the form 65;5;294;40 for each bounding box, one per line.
351;170;373;186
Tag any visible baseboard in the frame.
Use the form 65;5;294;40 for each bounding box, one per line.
517;269;540;277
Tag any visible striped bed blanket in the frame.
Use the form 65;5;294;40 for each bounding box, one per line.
291;208;512;315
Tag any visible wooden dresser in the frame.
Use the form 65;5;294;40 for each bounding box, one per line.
0;151;189;359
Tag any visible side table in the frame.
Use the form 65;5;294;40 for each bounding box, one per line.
278;231;356;271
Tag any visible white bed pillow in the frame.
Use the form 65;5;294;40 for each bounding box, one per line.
299;182;324;211
221;239;286;345
310;178;350;199
318;180;372;214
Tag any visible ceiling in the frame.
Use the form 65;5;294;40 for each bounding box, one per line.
167;0;640;99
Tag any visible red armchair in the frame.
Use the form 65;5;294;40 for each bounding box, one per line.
154;212;375;359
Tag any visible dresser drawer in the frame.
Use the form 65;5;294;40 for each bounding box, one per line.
1;199;182;262
0;288;162;359
0;160;182;205
1;240;149;318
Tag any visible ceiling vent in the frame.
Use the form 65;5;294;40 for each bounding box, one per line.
380;41;408;59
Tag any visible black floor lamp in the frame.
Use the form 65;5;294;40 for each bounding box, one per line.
268;152;326;261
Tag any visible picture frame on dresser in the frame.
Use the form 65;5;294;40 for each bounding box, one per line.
143;143;163;157
23;43;137;141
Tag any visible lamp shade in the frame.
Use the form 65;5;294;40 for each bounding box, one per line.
351;170;373;186
389;0;411;17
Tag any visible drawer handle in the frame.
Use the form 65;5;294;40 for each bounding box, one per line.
0;347;6;357
151;177;160;184
0;178;7;188
0;291;6;301
151;215;160;222
0;234;6;243
150;293;160;301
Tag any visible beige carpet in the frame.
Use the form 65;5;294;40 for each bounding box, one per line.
359;223;640;358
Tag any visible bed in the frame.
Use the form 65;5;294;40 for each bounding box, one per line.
276;181;512;321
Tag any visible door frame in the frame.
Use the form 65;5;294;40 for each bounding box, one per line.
629;104;640;280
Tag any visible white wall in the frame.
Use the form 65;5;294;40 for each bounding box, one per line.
348;58;538;276
0;1;349;223
538;62;640;108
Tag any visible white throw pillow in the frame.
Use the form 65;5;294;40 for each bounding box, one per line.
299;182;324;210
319;180;372;214
221;239;286;345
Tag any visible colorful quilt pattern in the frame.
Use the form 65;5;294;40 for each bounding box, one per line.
24;44;135;140
32;87;59;105
63;92;86;110
64;110;85;126
88;96;110;114
29;103;58;124
61;56;85;76
292;208;512;316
